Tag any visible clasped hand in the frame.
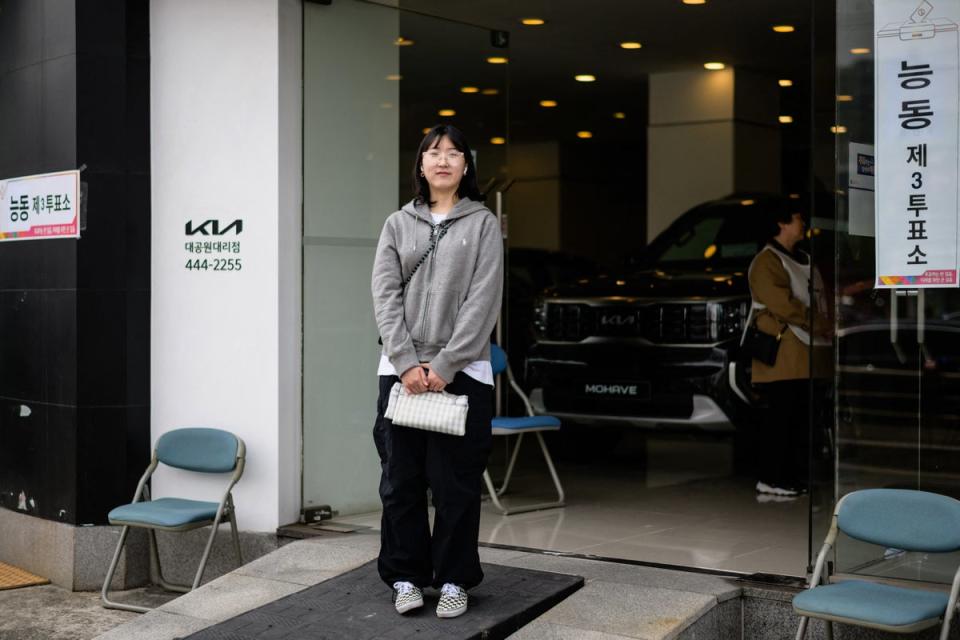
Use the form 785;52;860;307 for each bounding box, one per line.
401;364;447;394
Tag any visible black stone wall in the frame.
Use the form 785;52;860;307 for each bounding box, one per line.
0;0;150;525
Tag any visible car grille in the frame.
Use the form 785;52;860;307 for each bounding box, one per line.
544;302;712;343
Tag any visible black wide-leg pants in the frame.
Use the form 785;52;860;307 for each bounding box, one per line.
756;379;810;489
373;372;493;590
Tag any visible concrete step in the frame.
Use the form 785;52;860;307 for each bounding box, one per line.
90;533;960;640
93;533;743;640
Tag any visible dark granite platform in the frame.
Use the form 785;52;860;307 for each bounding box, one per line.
179;559;583;640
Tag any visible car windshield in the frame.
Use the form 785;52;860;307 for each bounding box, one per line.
630;202;781;267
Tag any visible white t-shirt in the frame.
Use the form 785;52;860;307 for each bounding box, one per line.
377;212;494;386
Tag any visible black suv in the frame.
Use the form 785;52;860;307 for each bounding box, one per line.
525;195;793;431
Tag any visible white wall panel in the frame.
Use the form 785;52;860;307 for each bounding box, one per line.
150;0;301;531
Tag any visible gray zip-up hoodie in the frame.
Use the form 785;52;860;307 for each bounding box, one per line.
371;197;503;384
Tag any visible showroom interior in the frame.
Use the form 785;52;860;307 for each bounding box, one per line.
301;0;960;585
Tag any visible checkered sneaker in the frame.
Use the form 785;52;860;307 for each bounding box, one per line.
384;383;468;436
392;581;424;614
436;583;468;618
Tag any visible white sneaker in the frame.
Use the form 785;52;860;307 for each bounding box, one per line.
756;481;800;497
436;583;468;618
392;581;424;614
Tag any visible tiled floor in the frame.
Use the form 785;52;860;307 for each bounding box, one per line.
338;433;816;577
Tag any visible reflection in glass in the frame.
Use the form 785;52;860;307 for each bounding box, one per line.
832;0;960;584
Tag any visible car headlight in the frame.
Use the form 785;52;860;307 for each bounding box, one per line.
709;299;750;341
533;298;548;336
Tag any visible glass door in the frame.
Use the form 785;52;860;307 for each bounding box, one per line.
301;0;509;516
832;0;960;582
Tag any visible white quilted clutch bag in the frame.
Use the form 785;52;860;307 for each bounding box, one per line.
384;383;468;436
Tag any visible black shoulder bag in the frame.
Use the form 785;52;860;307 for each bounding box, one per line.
742;315;786;366
378;221;451;346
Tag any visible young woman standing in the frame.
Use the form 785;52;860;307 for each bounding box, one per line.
371;125;503;618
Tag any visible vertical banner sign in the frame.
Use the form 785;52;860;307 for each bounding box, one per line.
875;0;960;288
0;170;81;241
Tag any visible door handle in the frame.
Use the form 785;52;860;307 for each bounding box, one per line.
890;289;927;364
890;290;905;364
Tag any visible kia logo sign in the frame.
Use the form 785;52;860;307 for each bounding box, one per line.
600;313;635;326
185;219;244;236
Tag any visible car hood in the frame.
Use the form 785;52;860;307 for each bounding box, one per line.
544;266;750;299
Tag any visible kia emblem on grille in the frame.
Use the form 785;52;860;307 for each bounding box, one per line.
600;313;635;326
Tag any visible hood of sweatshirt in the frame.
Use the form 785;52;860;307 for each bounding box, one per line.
400;197;491;251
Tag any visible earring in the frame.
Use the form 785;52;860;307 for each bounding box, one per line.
420;171;425;177
463;169;468;175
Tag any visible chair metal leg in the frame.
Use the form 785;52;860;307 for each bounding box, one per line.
101;526;151;613
497;433;525;496
483;469;510;514
483;431;566;516
227;497;243;565
941;579;960;640
192;513;225;590
795;616;809;640
536;432;566;506
150;529;190;593
825;621;834;640
942;607;956;640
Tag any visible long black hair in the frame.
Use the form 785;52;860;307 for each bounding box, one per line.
413;124;484;206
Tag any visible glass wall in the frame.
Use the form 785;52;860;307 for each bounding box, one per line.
299;0;847;579
831;0;960;582
302;0;508;515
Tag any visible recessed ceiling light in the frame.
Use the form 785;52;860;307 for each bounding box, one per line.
850;47;870;55
422;127;431;134
613;112;626;119
521;18;545;26
837;94;854;102
683;0;707;4
704;62;725;70
490;137;506;145
778;79;794;87
772;25;795;33
779;115;794;124
481;88;500;95
831;125;848;134
789;193;800;199
385;74;402;81
487;56;509;64
540;99;558;107
393;37;414;46
577;131;593;139
460;86;479;94
438;109;456;117
620;42;642;49
741;199;755;206
575;74;596;82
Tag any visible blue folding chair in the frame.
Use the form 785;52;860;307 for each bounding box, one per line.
794;489;960;639
101;428;246;613
483;344;565;515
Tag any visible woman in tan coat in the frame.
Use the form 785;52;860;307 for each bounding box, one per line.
748;208;830;497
